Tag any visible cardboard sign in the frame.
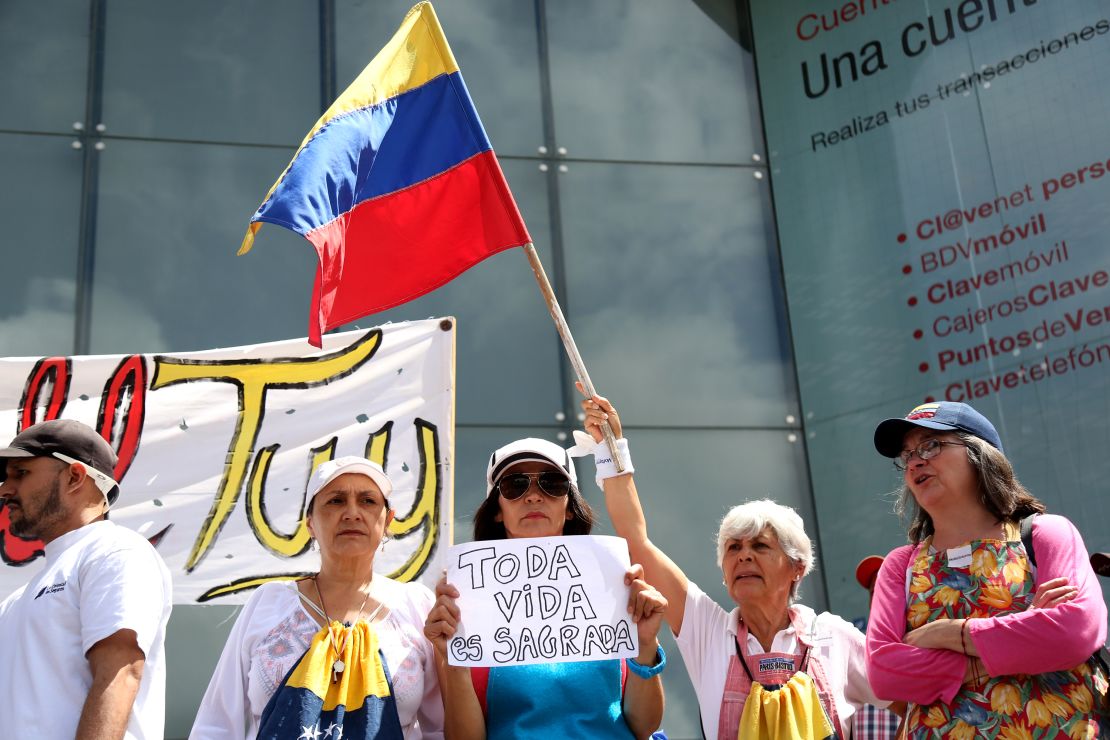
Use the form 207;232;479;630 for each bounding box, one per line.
446;535;637;667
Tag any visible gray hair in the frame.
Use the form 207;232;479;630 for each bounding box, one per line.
897;431;1045;543
716;499;815;599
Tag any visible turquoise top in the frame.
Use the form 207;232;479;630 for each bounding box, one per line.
485;660;634;739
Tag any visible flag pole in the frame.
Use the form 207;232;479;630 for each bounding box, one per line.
522;243;625;473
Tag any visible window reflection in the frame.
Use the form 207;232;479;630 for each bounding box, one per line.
91;139;315;353
560;161;794;426
0;3;88;134
546;0;763;163
0;134;83;355
102;0;318;146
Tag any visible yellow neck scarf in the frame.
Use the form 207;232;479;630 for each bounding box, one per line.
737;670;838;740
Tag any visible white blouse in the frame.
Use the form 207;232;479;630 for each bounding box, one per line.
190;578;443;739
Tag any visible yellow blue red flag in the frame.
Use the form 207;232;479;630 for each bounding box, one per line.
257;621;403;738
240;2;531;346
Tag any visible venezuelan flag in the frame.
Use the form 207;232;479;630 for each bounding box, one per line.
240;2;530;346
257;621;404;738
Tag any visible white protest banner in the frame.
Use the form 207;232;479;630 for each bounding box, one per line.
0;319;454;604
446;534;637;667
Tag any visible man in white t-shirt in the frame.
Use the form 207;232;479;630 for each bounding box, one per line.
0;419;172;739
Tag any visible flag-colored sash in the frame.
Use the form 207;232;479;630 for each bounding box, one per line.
738;671;838;740
257;620;403;739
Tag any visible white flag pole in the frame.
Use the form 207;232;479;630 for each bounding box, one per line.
521;243;625;473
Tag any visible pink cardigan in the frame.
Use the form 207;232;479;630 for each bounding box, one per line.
865;514;1107;705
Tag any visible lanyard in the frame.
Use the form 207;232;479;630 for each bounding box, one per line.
734;632;811;688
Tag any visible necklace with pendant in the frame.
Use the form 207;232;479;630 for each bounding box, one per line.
314;575;371;682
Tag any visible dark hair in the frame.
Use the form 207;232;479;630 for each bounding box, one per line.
473;484;596;541
898;431;1046;542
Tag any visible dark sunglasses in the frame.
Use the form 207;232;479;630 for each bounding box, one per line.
496;472;571;500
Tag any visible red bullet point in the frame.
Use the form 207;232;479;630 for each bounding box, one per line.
923;395;935;403
913;329;923;339
902;265;912;275
918;362;929;373
897;233;907;244
908;296;918;306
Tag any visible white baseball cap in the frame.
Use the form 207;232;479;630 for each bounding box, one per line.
485;437;577;498
307;456;393;507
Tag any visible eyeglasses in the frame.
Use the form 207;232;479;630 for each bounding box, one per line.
894;438;965;471
496;472;571;500
53;452;117;505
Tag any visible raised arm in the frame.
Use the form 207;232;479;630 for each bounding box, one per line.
579;388;691;634
423;576;486;740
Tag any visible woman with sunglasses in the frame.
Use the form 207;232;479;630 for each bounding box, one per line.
578;390;887;740
867;401;1107;739
422;437;667;739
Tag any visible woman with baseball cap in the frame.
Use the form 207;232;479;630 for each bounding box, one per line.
422;437;667;739
867;401;1108;738
191;456;443;739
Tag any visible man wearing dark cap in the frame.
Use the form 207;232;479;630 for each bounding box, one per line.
0;419;172;739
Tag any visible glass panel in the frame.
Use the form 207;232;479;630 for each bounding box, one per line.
546;0;762;164
164;604;238;738
0;3;89;134
102;0;318;146
335;0;544;158
90;139;317;353
0;133;84;356
560;161;796;427
348;158;563;427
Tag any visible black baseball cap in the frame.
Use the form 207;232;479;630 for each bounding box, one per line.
874;401;1003;458
0;419;120;506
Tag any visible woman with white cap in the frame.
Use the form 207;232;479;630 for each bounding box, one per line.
190;456;443;739
422;437;667;739
868;401;1107;739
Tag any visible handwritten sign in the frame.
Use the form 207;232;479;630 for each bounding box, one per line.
446;535;637;667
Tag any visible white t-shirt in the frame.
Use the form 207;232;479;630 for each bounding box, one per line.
190;577;443;740
674;580;884;739
0;520;173;739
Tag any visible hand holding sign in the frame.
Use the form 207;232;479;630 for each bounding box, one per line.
424;576;463;663
625;563;667;659
431;535;656;668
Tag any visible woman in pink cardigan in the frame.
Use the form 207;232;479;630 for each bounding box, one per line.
866;401;1107;739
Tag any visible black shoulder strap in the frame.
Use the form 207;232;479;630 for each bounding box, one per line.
1019;514;1038;568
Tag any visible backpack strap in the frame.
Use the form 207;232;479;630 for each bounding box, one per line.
1019;514;1038;575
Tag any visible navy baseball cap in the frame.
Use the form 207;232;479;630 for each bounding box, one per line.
0;419;120;506
874;402;1003;458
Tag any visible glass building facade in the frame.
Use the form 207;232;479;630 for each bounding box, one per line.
11;0;1060;736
